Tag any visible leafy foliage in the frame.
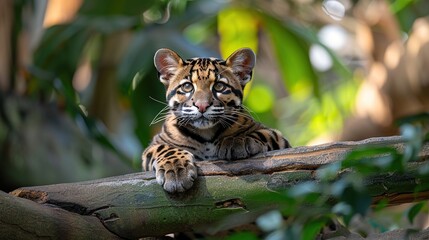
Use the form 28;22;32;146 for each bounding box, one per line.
26;0;359;159
227;124;429;240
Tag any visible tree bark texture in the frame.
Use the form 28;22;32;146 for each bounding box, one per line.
2;136;429;239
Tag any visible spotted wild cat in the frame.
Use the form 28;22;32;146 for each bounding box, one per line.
142;48;291;193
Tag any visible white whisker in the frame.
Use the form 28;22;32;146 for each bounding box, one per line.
149;96;168;106
241;104;260;121
150;105;170;126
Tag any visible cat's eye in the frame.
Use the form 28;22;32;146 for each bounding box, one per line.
213;82;227;92
181;82;194;93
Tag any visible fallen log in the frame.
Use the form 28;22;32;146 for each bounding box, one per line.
2;136;429;239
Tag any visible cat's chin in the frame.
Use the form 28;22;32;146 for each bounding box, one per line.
189;118;217;129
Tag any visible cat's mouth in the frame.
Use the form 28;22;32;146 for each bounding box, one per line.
189;116;217;129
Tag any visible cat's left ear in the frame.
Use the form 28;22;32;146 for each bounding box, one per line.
226;48;256;86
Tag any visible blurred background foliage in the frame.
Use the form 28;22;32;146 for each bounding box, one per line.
1;0;429;237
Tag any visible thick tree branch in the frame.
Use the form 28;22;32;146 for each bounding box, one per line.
2;136;429;239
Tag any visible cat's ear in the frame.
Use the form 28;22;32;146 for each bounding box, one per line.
226;48;256;86
154;48;184;86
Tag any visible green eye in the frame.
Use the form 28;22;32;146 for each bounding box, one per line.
181;82;194;93
213;82;227;92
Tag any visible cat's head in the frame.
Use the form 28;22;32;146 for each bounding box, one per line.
154;48;256;129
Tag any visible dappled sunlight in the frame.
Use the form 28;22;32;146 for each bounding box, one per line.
245;84;274;113
355;79;392;127
278;78;358;146
218;8;259;58
309;44;332;72
367;62;388;89
407;18;429;57
337;0;429;145
384;41;403;70
218;8;259;98
318;24;348;51
43;0;82;28
72;59;92;92
406;18;429;100
307;133;337;146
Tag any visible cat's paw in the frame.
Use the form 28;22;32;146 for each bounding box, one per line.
154;151;197;193
218;137;267;160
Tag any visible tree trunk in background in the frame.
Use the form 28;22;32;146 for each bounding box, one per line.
0;0;83;93
88;32;132;132
0;0;13;91
341;0;429;141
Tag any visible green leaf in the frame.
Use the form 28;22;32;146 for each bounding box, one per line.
286;22;352;81
418;163;429;175
390;0;415;13
316;162;341;181
218;7;259;57
373;199;389;212
34;24;91;76
288;181;320;198
78;16;140;34
261;14;319;99
282;225;301;240
245;85;274;113
332;202;352;216
407;202;426;224
396;112;429;126
302;217;330;240
79;0;157;16
226;231;259;240
341;146;402;173
217;7;259;98
76;110;134;167
340;186;371;225
400;124;423;162
330;179;349;197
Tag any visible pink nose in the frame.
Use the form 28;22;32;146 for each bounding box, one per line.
194;101;210;113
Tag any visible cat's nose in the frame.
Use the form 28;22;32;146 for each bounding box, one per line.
194;101;210;113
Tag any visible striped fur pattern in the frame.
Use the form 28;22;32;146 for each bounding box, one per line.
142;48;291;193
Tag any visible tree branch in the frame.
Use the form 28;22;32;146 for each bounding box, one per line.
2;136;429;239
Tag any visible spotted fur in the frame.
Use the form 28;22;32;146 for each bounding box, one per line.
142;48;291;193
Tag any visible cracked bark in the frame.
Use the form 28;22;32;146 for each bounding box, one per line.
0;191;121;239
1;136;429;239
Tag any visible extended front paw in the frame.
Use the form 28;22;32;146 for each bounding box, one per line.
154;152;197;193
218;137;267;160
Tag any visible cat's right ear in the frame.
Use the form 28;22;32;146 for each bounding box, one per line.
154;48;183;86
